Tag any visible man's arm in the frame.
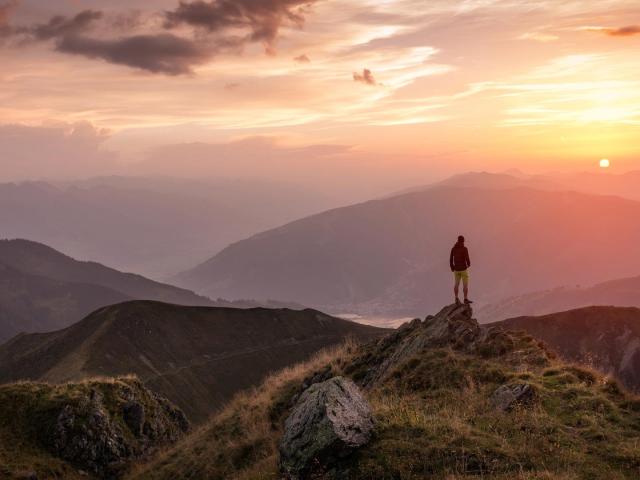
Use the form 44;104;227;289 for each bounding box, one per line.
465;247;471;269
450;248;455;271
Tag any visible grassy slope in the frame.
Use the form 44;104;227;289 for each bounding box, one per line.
0;301;387;424
130;329;640;480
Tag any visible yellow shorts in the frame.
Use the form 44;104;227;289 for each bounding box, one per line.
453;270;469;281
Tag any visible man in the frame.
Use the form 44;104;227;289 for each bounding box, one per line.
450;235;472;305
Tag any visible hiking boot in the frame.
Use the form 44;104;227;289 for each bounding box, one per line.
464;299;473;304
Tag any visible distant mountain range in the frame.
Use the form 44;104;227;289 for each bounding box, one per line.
0;300;386;423
494;306;640;392
175;186;640;317
0;239;300;342
396;169;640;201
0;176;333;278
477;275;640;323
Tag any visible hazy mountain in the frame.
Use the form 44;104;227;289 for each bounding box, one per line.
0;238;213;304
393;170;640;202
494;306;640;392
0;301;386;423
176;187;640;316
0;261;130;342
476;275;640;323
0;239;309;342
0;238;214;342
0;176;333;278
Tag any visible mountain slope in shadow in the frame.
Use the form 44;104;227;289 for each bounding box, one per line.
0;238;215;342
0;301;387;423
0;261;130;342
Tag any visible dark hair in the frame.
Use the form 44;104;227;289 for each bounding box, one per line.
458;235;465;243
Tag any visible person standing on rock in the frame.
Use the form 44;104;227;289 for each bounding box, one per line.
450;235;472;305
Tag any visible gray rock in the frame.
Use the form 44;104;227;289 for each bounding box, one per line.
360;303;478;386
422;303;479;348
279;376;374;479
44;382;189;479
51;393;131;477
490;383;535;411
123;401;145;437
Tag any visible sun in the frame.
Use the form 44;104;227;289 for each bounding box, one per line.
599;159;610;169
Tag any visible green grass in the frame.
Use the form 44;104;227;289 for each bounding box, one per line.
129;329;640;480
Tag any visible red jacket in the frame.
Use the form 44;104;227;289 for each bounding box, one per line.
450;242;471;272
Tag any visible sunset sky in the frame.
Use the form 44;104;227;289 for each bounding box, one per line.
1;0;639;189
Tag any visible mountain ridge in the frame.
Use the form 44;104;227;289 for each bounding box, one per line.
0;300;387;423
477;274;640;322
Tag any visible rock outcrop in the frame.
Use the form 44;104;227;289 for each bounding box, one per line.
354;304;478;386
348;303;551;388
279;376;374;479
490;383;536;411
0;377;189;479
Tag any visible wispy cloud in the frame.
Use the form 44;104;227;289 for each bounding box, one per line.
601;25;640;37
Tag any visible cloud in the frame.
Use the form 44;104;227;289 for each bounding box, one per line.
353;68;376;86
0;0;18;38
3;8;214;75
164;0;317;53
602;25;640;37
57;33;212;75
518;31;558;42
2;1;318;74
0;0;17;25
31;10;103;41
294;53;310;63
0;122;117;182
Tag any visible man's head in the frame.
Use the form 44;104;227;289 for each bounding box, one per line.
458;235;465;244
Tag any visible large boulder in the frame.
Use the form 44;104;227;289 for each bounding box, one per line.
279;376;374;479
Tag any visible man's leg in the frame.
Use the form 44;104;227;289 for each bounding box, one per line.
462;275;469;302
454;273;461;302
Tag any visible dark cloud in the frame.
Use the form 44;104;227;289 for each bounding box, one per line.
0;0;18;38
2;7;213;74
164;0;316;53
0;0;17;25
32;10;103;40
603;25;640;37
1;1;319;74
294;53;310;63
57;34;212;75
353;68;376;86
